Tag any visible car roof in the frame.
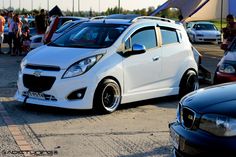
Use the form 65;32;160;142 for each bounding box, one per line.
86;15;182;29
71;19;89;23
105;14;140;20
50;16;86;21
87;19;132;25
59;16;83;19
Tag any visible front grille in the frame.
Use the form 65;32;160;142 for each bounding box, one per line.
25;64;61;71
203;39;216;42
182;107;196;129
23;74;56;92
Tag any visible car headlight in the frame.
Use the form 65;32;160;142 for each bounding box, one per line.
176;103;182;123
199;114;236;136
219;64;235;74
62;55;103;79
20;58;26;72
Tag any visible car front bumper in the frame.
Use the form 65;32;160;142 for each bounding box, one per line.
15;68;97;110
169;122;236;157
195;37;221;43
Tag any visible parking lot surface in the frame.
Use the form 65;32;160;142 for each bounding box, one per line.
0;43;223;157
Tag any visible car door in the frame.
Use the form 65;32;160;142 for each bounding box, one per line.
122;26;163;97
159;27;186;88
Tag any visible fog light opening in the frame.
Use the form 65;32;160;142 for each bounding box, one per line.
67;88;87;100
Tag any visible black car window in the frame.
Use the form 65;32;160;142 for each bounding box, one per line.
161;28;179;45
28;20;35;28
129;27;157;50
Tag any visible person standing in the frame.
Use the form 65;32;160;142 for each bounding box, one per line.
7;11;14;54
21;13;29;29
10;14;21;56
0;11;6;54
221;14;236;50
35;9;48;34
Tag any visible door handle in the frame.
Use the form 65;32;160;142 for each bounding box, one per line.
152;56;160;61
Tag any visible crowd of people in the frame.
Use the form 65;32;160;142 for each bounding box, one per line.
0;10;235;56
0;9;49;56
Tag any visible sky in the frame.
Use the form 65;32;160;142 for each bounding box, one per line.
1;0;167;12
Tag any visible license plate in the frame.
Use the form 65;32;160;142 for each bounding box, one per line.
27;92;45;100
170;126;179;149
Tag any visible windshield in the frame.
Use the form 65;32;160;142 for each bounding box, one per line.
55;21;75;33
49;23;128;48
194;24;217;31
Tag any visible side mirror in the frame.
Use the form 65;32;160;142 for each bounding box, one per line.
132;44;146;54
121;43;146;57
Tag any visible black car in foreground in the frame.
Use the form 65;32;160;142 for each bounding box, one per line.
170;83;236;157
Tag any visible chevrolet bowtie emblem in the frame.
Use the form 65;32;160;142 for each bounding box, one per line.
33;70;42;77
188;115;194;120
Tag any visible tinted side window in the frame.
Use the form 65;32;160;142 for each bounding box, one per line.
131;28;157;49
161;28;179;45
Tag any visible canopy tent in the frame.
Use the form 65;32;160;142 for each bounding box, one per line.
151;0;236;22
48;5;65;17
150;0;204;19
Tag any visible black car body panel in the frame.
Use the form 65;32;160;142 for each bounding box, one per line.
170;83;236;157
170;123;236;157
181;83;236;116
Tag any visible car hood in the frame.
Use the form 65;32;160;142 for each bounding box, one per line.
194;30;220;35
25;45;106;69
181;83;236;117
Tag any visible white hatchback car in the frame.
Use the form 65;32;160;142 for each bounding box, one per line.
187;22;221;43
15;16;198;113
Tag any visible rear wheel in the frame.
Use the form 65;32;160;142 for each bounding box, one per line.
179;70;199;98
93;79;121;114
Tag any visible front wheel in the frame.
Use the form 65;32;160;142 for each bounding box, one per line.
93;79;121;114
179;70;199;98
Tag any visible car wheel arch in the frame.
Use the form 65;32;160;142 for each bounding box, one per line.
93;76;122;113
179;68;199;98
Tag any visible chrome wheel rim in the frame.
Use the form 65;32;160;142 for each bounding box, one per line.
101;83;121;111
187;75;199;92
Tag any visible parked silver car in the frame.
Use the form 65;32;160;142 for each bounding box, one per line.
186;22;221;43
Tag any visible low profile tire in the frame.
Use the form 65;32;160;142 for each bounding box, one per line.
93;79;121;114
179;70;199;98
